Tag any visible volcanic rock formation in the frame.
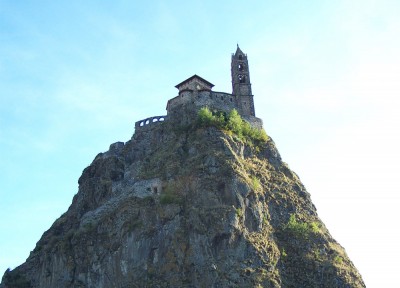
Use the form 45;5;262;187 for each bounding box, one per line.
1;47;365;288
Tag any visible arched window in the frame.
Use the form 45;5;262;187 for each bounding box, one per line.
238;63;244;71
238;75;246;83
239;55;243;60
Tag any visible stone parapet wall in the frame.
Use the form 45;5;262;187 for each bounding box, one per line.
134;115;167;132
136;91;263;135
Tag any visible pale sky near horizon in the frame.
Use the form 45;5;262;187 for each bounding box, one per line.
1;1;400;287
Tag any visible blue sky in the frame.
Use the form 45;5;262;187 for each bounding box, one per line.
1;1;399;286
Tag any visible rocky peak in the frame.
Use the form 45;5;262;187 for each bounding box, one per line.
1;47;365;287
1;116;365;287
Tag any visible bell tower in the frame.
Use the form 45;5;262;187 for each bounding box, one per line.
231;45;255;116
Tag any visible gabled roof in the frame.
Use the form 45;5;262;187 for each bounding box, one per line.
175;74;214;90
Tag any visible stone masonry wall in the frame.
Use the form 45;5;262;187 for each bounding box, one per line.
167;90;238;116
135;90;262;134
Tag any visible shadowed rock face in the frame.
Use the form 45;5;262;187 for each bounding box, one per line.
0;119;365;288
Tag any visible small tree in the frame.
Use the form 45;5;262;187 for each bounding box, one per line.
227;109;243;135
198;107;214;126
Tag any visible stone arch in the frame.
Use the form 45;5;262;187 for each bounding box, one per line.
135;115;168;131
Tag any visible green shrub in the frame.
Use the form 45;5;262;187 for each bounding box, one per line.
235;207;243;218
251;176;262;192
226;109;243;135
334;255;343;265
198;106;214;126
309;221;321;234
281;248;288;259
197;107;268;145
284;214;321;239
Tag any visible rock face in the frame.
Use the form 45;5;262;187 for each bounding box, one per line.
1;46;365;287
1;113;365;287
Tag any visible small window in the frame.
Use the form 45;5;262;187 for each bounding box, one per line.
230;98;233;102
140;121;144;127
145;120;150;125
153;187;158;194
239;55;243;60
221;96;223;100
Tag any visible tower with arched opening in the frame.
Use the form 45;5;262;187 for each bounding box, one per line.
135;45;262;132
231;45;255;116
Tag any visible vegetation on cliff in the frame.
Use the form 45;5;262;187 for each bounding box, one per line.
197;107;268;145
